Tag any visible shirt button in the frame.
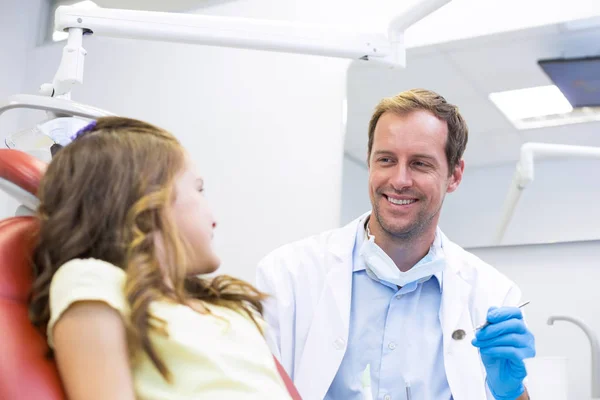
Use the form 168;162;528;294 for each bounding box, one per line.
388;342;397;350
395;294;402;300
333;337;345;350
384;395;391;400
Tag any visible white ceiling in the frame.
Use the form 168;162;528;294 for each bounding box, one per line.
344;18;600;168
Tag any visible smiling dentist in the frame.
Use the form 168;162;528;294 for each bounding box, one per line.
257;89;535;400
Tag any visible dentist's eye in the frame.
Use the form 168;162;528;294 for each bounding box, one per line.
413;161;431;169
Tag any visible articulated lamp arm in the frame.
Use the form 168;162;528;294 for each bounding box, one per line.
45;0;451;98
495;142;600;245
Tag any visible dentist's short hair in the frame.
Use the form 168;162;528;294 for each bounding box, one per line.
367;88;469;174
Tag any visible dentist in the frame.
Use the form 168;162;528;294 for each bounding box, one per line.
256;89;535;400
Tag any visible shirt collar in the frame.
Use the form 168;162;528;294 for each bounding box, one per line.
352;216;444;291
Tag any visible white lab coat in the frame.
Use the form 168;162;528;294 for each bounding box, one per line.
256;213;524;400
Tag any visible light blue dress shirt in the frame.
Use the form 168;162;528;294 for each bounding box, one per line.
324;221;452;400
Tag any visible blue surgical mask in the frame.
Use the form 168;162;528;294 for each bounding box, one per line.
359;225;445;287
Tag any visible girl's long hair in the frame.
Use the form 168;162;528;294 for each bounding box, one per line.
29;116;266;381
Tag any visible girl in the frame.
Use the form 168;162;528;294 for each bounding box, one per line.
29;117;293;400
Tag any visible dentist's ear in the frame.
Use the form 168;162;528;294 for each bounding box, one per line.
447;159;465;193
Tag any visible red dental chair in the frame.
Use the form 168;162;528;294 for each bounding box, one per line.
0;149;63;399
0;149;301;400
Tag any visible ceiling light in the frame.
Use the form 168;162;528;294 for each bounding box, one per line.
490;85;573;121
490;85;600;129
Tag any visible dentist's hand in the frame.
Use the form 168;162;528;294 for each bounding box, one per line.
471;307;536;400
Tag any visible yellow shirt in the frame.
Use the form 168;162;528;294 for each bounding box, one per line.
47;258;292;400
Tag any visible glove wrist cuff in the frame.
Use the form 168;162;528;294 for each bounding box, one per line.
488;381;525;400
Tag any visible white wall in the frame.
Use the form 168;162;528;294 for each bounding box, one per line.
442;159;600;247
470;240;600;400
341;156;600;248
21;0;349;282
341;156;371;224
0;1;37;134
0;0;47;218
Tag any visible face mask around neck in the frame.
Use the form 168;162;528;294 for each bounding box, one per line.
359;226;444;287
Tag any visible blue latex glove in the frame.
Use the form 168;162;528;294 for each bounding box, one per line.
471;306;536;400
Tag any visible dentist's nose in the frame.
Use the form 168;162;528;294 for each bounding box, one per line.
390;163;413;190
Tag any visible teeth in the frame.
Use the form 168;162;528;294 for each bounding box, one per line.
388;197;416;205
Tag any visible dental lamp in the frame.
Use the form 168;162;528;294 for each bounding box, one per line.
494;142;600;245
46;0;451;98
0;94;114;163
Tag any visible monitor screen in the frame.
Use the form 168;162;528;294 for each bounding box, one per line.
538;56;600;108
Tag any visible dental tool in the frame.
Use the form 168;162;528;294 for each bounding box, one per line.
473;301;531;332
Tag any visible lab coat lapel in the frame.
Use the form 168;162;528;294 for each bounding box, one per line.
295;214;366;400
440;235;487;400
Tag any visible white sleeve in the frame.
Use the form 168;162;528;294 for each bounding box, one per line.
47;258;128;348
501;284;523;308
256;257;283;360
256;253;298;380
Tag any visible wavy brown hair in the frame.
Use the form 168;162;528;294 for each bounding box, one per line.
29;116;267;381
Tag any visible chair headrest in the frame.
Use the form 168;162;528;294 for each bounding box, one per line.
0;149;46;211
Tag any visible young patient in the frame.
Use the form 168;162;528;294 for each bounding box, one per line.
29;117;292;400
